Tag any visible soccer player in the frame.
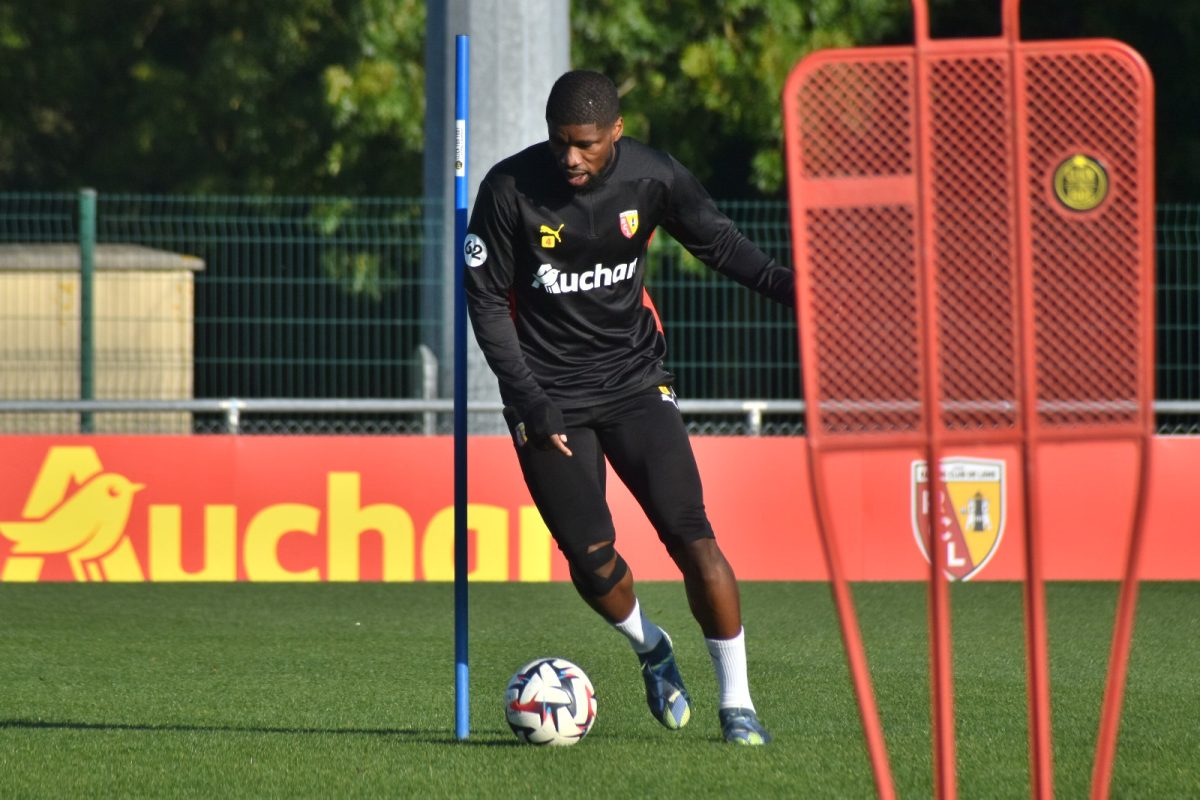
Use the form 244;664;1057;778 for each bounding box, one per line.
464;70;793;745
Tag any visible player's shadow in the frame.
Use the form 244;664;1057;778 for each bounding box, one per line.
1;719;583;747
1;718;445;742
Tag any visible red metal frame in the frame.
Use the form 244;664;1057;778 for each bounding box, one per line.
783;1;1154;797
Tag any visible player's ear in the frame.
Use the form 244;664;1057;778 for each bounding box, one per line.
610;116;624;142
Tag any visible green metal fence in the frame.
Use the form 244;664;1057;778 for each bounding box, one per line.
0;192;1197;434
0;192;436;434
1157;205;1200;414
648;200;803;434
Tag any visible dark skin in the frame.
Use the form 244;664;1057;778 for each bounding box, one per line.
542;117;744;640
579;538;743;640
548;117;624;192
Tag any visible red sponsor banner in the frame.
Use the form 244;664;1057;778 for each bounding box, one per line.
0;435;1196;582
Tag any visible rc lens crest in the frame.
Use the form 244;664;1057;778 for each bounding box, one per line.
1053;154;1108;212
911;457;1006;582
618;209;639;239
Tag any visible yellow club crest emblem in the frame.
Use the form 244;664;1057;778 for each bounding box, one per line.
618;209;639;239
911;457;1006;581
1053;154;1108;212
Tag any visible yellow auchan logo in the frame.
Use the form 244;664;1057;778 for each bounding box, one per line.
0;446;553;583
0;447;144;582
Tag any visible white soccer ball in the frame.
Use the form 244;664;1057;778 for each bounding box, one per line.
504;657;597;746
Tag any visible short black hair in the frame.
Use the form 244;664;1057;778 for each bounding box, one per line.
545;70;620;128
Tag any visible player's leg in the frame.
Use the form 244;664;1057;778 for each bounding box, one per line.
505;407;688;730
670;540;769;744
666;535;741;638
508;415;624;604
599;386;771;744
597;387;738;640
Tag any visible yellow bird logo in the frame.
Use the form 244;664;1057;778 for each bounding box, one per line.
0;447;145;581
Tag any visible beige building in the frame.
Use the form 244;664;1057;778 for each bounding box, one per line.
0;244;203;433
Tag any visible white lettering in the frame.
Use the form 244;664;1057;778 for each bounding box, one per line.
533;258;637;295
594;263;613;287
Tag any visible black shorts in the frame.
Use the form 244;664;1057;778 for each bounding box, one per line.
505;386;715;566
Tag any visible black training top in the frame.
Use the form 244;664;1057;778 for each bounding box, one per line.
463;136;794;418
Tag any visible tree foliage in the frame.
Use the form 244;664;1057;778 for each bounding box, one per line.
0;1;1196;200
574;0;1200;201
572;0;906;197
0;0;424;194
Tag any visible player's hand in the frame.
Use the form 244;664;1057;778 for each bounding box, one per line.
512;400;572;456
547;433;573;457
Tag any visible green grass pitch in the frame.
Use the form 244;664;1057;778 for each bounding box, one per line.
1;581;1197;798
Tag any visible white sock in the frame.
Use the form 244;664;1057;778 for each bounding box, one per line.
705;627;755;710
612;598;664;655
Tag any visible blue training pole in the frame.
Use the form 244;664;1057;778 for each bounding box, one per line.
453;33;470;741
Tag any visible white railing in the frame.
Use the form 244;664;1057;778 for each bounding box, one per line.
0;398;808;435
0;398;1196;435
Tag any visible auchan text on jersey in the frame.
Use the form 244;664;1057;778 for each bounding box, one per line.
533;259;638;294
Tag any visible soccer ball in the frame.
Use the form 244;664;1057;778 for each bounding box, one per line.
504;657;597;746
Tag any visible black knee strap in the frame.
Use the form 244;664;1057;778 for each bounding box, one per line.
568;543;629;597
